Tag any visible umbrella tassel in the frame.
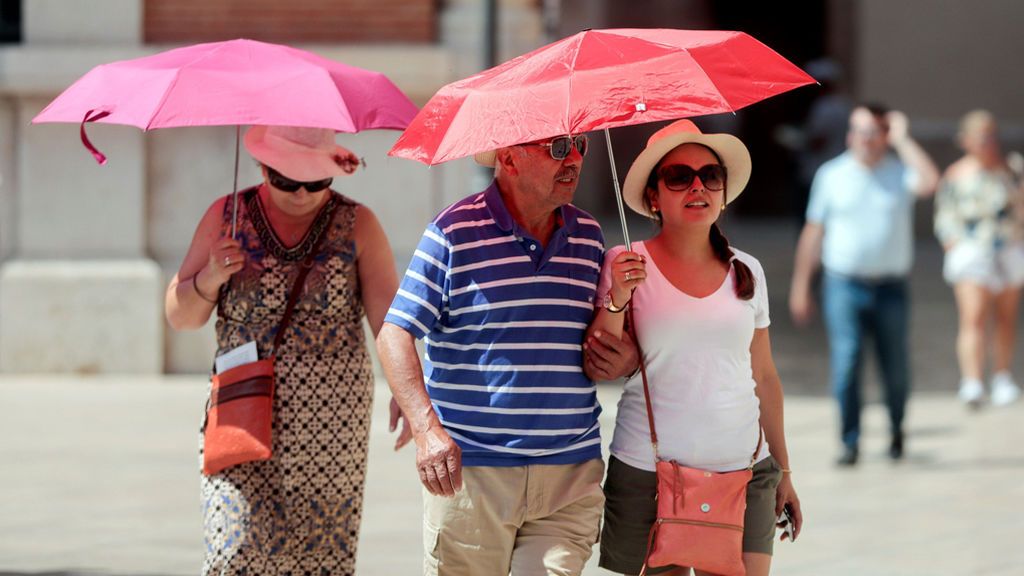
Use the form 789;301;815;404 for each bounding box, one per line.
604;128;631;250
231;125;241;239
80;109;111;165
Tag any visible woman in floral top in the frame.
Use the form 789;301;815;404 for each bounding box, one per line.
165;126;401;575
935;110;1024;407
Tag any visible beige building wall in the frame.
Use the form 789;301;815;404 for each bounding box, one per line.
0;101;16;263
0;0;547;374
856;0;1024;149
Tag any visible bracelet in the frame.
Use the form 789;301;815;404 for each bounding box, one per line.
192;273;218;304
603;292;630;313
781;468;792;474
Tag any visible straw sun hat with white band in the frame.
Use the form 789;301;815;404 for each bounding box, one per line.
621;119;752;218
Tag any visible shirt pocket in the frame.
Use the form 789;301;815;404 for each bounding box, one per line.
570;268;600;309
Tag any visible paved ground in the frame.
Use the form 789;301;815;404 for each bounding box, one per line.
3;218;1024;575
2;378;1023;576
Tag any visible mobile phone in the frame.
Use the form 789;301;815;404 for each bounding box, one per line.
776;504;796;542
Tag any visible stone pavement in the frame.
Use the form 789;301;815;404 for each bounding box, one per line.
1;376;1023;576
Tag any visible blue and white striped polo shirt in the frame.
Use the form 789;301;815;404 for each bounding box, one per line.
384;181;605;467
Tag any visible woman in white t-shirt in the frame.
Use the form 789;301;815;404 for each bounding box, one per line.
589;120;802;576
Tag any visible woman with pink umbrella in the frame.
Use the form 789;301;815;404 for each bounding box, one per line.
35;39;419;573
166;125;399;574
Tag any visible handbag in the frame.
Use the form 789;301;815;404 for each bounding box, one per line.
631;311;763;576
202;197;338;476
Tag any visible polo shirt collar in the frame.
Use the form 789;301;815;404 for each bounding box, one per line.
484;180;580;235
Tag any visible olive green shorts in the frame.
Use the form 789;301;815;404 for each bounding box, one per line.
599;455;783;574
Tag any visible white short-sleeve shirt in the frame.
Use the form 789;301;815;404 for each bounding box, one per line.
600;241;771;472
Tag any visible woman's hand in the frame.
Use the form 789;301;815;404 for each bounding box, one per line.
775;474;803;541
389;396;413;451
206;237;246;285
608;251;646;308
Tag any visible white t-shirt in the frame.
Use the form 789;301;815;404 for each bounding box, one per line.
600;241;771;472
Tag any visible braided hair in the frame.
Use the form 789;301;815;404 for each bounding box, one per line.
642;143;755;300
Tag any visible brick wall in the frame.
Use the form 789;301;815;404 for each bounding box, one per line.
145;0;437;43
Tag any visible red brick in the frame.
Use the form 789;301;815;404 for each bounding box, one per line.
144;0;437;43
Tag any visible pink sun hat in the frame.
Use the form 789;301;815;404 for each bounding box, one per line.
244;125;361;181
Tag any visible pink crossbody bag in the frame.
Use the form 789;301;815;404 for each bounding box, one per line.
631;311;762;576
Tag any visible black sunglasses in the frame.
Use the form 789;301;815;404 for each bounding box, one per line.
267;166;333;193
658;163;727;192
522;135;589;161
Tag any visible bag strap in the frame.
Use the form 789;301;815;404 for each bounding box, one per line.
638;520;660;576
270;195;339;356
628;308;661;460
628;308;763;468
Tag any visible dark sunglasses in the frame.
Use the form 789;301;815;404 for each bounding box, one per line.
523;135;589;160
267;166;333;193
658;163;727;192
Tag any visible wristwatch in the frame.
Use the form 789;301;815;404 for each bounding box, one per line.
603;292;628;313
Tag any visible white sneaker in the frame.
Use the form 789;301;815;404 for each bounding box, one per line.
958;379;985;408
991;373;1022;407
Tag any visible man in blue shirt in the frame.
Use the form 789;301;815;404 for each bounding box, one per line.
789;104;939;466
377;134;638;575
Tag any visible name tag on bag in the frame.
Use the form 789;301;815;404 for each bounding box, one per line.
214;341;259;374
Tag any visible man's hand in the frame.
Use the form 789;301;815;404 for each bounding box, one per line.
886;110;910;147
790;222;824;326
584;329;640;381
789;286;816;326
415;425;463;497
388;396;413;451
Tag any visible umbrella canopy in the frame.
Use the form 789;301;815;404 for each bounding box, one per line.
32;38;420;237
389;28;815;165
33;38;419;163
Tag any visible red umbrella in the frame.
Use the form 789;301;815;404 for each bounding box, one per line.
388;28;815;245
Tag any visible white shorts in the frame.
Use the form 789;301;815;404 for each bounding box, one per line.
943;242;1024;291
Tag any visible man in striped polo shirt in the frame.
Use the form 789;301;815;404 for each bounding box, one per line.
378;134;637;575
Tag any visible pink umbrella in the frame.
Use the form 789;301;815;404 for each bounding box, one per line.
33;38;419;234
34;38;419;163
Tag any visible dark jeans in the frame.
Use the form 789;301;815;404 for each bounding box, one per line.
823;271;910;449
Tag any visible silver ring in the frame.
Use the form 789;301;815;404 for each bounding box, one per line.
224;257;231;266
625;271;632;281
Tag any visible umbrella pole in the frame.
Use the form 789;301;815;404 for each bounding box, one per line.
603;128;632;250
231;125;241;239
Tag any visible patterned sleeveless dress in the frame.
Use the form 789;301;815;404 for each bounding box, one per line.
200;187;374;575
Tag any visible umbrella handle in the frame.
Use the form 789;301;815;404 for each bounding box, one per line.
231;125;240;239
604;128;631;250
81;109;111;165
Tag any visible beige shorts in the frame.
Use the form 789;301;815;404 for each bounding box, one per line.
423;458;605;576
